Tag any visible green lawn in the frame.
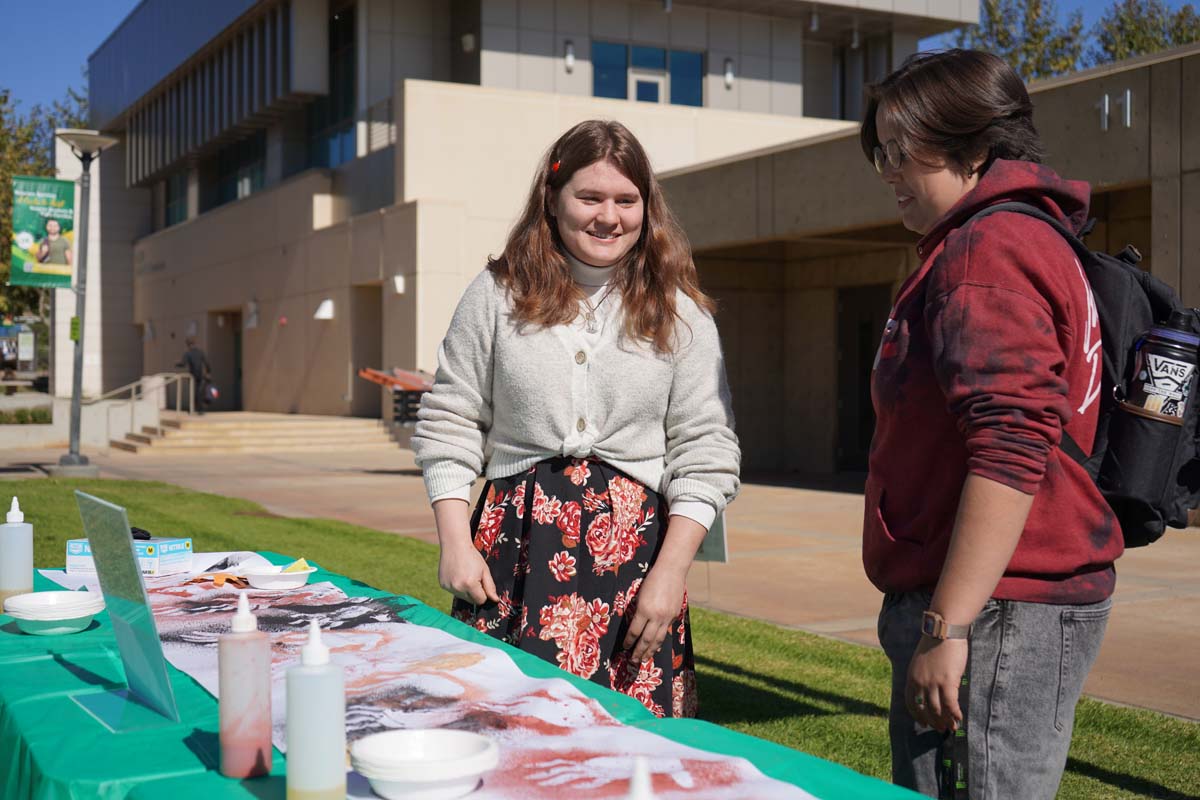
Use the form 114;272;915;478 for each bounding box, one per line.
6;478;1198;799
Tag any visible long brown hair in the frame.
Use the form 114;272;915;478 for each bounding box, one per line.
488;120;712;354
861;49;1043;179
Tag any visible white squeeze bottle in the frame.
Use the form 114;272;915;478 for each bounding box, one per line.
219;592;273;778
286;620;346;800
0;498;34;609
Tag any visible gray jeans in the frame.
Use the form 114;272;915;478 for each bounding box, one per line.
878;591;1111;800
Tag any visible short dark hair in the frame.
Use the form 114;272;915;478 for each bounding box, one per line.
860;49;1044;178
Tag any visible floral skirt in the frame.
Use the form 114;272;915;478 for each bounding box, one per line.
451;456;697;718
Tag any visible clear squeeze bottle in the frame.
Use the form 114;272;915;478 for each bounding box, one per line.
286;620;346;800
219;592;273;778
0;498;34;608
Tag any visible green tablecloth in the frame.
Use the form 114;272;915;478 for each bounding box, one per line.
0;553;919;800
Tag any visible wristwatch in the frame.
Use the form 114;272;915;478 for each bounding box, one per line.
921;610;972;640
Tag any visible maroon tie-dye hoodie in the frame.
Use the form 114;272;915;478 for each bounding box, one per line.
863;159;1121;604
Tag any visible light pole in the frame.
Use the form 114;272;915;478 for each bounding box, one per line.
53;129;118;474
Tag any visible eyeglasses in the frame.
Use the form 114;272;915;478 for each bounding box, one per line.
872;140;906;174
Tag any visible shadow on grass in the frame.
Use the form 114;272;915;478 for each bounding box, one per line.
1066;756;1200;800
696;654;887;725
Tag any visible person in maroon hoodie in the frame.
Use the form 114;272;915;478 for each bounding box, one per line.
860;50;1121;799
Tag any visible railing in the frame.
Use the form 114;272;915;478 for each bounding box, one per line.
82;372;195;444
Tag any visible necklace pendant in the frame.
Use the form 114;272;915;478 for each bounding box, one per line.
585;312;599;333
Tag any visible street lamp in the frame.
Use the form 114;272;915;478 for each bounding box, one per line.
54;129;118;473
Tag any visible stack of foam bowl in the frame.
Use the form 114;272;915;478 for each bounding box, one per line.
350;729;500;800
3;591;105;636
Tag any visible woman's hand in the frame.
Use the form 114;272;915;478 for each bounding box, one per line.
437;541;499;606
622;563;686;664
905;635;968;732
433;497;498;606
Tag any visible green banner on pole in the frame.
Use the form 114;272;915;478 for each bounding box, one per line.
69;316;80;342
9;175;75;289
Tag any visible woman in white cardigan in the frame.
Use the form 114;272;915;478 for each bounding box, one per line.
412;120;740;717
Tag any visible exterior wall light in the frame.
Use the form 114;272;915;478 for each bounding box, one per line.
851;24;860;50
461;33;477;53
724;58;735;89
810;8;819;32
565;41;576;73
313;299;335;320
392;274;406;295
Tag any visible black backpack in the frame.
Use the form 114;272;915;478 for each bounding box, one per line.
968;202;1200;547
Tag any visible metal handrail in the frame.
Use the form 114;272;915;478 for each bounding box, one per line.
83;372;195;444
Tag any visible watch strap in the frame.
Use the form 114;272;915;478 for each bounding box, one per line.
922;610;972;640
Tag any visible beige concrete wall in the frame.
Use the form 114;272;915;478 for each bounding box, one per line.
133;168;401;416
363;0;452;108
479;1;811;115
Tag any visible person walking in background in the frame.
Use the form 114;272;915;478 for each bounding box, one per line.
861;50;1120;798
412;120;740;718
176;337;211;415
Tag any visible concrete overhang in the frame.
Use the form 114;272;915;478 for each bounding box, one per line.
662;41;1200;253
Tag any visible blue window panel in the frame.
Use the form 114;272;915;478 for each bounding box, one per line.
635;80;660;103
670;50;704;107
592;41;628;99
631;46;666;71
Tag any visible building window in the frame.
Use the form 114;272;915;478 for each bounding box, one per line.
669;50;703;107
308;1;357;168
593;41;628;100
592;42;703;107
165;171;188;227
215;131;267;207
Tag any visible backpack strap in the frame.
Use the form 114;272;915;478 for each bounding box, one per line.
961;201;1096;467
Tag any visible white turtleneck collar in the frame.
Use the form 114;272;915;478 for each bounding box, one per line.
564;250;617;288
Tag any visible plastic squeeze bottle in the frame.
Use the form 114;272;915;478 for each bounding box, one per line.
0;498;34;608
219;592;273;778
286;620;346;800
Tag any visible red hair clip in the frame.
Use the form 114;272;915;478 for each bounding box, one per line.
551;160;561;173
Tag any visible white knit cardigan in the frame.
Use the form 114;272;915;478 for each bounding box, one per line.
411;268;741;524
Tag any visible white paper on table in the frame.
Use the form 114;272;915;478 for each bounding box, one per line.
41;571;819;800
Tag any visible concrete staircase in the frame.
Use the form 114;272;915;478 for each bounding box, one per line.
109;412;397;455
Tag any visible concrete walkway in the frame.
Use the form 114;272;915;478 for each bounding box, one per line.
3;442;1197;721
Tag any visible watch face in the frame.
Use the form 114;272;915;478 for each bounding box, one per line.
921;615;935;636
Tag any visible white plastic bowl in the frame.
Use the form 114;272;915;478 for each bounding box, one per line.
11;615;98;636
243;566;317;590
4;591;104;618
350;730;499;800
3;592;104;636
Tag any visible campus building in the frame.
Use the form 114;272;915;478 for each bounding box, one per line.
58;0;971;419
56;1;1200;477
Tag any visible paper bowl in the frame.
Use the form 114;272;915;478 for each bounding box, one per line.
12;615;97;636
243;566;317;590
350;730;499;800
4;591;104;618
3;592;104;636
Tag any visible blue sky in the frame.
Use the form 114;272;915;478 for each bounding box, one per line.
0;0;1188;112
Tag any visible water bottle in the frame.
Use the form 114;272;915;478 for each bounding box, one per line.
219;592;273;778
286;620;346;800
1121;311;1200;425
0;497;34;609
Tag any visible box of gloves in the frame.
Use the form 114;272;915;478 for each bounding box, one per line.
65;537;193;576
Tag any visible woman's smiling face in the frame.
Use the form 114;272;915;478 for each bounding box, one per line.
552;159;644;267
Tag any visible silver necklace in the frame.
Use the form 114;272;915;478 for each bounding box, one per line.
582;285;616;333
